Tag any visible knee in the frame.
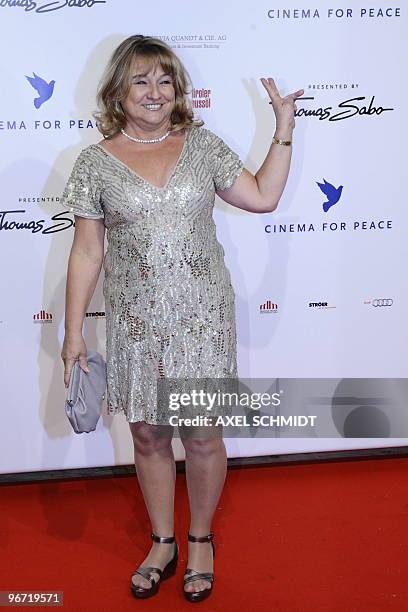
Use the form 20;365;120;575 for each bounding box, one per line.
181;434;223;457
129;422;173;456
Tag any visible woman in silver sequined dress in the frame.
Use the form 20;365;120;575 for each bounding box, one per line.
61;35;302;602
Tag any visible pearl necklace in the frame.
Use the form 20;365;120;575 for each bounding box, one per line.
120;127;171;144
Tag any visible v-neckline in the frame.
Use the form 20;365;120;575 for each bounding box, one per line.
94;127;191;191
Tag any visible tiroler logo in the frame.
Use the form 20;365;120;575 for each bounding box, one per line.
192;87;211;109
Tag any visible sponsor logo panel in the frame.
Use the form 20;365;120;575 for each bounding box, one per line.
308;301;336;309
33;309;52;323
86;311;106;318
364;299;394;307
259;300;278;314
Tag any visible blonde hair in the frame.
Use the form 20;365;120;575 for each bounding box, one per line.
93;35;203;139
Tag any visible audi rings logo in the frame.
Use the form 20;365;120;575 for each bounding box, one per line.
372;299;393;307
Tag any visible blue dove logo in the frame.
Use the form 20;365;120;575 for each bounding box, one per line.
25;72;56;109
316;179;343;212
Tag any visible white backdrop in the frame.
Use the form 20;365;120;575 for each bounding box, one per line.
0;1;407;474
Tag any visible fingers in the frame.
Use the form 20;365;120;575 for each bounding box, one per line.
63;354;89;388
262;79;304;114
260;77;280;99
260;76;278;89
78;355;90;374
64;358;75;388
288;91;303;113
290;88;305;101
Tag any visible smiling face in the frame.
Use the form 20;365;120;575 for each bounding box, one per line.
121;57;176;133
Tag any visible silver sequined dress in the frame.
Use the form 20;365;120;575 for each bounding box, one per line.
60;125;244;424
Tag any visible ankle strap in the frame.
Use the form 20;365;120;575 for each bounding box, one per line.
151;532;175;543
188;531;214;543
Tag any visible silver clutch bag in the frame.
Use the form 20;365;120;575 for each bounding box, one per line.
65;350;107;434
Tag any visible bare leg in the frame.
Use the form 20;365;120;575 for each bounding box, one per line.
180;424;227;594
129;421;176;590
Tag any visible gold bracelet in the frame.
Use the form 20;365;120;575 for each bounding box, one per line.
272;136;292;146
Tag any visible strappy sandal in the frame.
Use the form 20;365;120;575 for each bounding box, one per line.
183;532;215;602
130;532;178;599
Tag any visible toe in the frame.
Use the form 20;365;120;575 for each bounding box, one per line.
132;577;150;590
132;571;158;591
184;575;211;593
193;579;210;592
184;580;195;593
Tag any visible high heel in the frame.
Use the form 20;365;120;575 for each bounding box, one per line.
183;532;215;602
131;532;178;599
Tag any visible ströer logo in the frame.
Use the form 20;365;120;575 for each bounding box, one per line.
308;301;336;309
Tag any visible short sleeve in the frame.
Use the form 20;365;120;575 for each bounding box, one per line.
208;130;244;191
60;147;104;219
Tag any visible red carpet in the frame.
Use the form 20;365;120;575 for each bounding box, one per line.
1;457;407;611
